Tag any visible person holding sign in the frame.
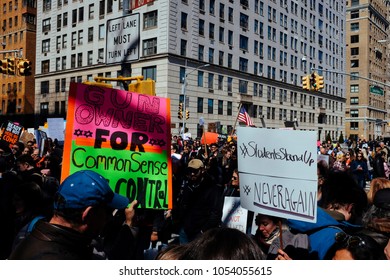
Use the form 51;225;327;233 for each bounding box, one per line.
9;170;135;260
177;159;224;244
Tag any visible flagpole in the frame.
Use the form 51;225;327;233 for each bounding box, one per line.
231;102;242;136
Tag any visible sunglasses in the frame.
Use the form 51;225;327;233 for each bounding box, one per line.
335;232;365;248
232;176;238;181
187;168;201;175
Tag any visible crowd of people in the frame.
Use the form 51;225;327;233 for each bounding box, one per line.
1;133;390;260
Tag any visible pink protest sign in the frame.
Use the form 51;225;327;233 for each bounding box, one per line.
62;83;172;209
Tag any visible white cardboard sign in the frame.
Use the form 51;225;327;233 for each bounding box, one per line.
237;127;318;223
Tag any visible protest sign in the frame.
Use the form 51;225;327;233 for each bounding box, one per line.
0;121;23;145
221;197;248;233
62;83;172;209
47;118;65;142
237;127;317;223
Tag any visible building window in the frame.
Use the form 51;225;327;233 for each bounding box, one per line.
350;122;359;130
61;78;66;91
40;102;49;115
350;109;359;118
78;30;83;45
197;97;203;113
42;39;50;52
87;51;93;65
350;35;359;43
55;79;60;92
350;85;359;93
79;7;84;22
350;97;359;104
218;100;223;115
77;53;83;67
180;39;187;56
142;66;157;81
41;60;50;73
41;81;49;94
239;57;248;72
209;23;215;39
42;18;51;32
99;24;105;39
199;19;204;36
181;12;187;29
208;99;214;114
198;45;204;61
227;101;232;115
350;10;359;19
208;73;214;89
239;80;248;94
351;47;359;55
143;38;157;56
197;71;204;87
209;48;214;63
144;10;157;29
350;22;359;31
239;35;248;51
89;4;94;19
351;60;359;68
218;75;223;90
88;27;93;42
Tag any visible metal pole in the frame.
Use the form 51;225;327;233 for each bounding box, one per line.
181;63;210;138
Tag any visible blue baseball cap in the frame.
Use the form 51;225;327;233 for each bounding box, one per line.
54;170;129;210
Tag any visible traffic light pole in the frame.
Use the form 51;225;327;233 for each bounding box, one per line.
0;49;21;55
181;63;210;137
311;68;390;88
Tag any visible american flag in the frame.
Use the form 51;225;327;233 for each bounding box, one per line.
238;107;255;127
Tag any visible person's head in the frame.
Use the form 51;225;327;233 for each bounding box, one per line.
31;148;40;160
319;171;368;223
52;170;129;238
22;147;32;155
16;154;35;172
186;159;205;183
179;227;265;260
155;244;186;260
13;182;44;215
362;188;390;239
328;232;386;260
385;239;390;260
255;214;280;239
367;178;390;204
231;169;239;187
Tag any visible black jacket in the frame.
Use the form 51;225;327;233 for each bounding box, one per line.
9;220;93;260
179;173;224;241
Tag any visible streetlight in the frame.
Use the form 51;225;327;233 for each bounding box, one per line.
181;63;210;137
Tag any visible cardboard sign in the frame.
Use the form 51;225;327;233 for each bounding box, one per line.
221;197;248;233
47;118;65;142
62;83;172;209
0;121;23;145
237;127;318;223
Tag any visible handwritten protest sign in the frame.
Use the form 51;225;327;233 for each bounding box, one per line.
221;197;248;233
62;83;172;209
0;121;23;145
237;127;317;223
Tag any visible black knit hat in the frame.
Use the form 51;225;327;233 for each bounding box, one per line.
373;188;390;210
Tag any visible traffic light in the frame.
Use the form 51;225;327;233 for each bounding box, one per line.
185;109;190;120
128;78;156;95
316;74;324;90
17;59;32;76
0;59;7;74
302;75;310;90
7;57;16;75
178;102;183;120
310;72;317;90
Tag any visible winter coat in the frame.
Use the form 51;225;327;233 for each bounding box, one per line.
287;207;361;259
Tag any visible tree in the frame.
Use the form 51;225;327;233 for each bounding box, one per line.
325;132;332;143
338;132;344;143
